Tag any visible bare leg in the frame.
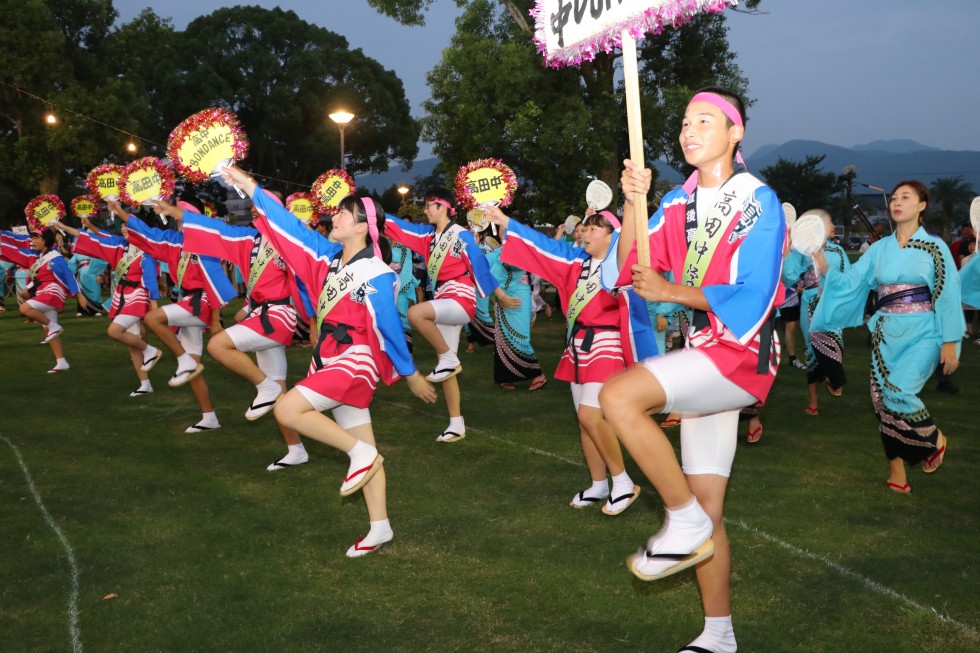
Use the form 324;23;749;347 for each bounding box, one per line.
689;474;732;617
807;382;819;412
207;331;264;384
274;390;359;452
187;354;213;413
442;375;462;419
887;457;908;488
107;321;148;351
348;422;387;522
579;424;608;482
578;405;625;476
127;347;149;382
144;307;186;357
408;302;449;354
600;367;691;509
783;321;798;360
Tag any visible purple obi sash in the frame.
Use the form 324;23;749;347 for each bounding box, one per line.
876;284;932;314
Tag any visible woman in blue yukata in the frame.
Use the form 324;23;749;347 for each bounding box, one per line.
811;180;963;494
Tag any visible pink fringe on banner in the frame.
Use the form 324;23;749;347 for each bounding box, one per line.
532;0;738;68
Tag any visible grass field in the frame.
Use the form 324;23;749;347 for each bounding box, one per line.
1;298;978;652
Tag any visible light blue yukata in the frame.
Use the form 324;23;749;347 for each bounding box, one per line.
486;246;542;384
782;240;849;390
390;242;419;351
811;227;964;464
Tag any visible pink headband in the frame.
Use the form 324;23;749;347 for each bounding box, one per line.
682;93;748;195
599;210;620;230
428;197;456;216
176;201;197;214
361;198;383;260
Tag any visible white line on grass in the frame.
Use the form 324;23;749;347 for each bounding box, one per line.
381;399;976;639
1;435;83;653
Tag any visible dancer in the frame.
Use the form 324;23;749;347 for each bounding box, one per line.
383;187;519;443
782;210;849;416
175;197;313;471
390;239;419;352
110;199;237;433
811;180;963;494
600;88;785;653
1;227;89;372
220;165;437;557
485;207;652;515
464;212;496;352
483;217;547;391
52;217;160;396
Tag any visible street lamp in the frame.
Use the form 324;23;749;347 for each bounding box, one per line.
126;141;138;153
328;110;355;170
397;185;410;196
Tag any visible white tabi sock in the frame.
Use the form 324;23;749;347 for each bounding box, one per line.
139;379;153;392
448;416;465;435
686;615;736;653
177;352;196;371
610;470;635;499
199;411;219;428
52;358;70;371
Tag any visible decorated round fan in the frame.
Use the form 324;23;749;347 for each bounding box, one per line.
25;194;66;229
311;169;355;215
455;159;518;211
970;196;980;234
586;179;613;211
167;107;250;183
71;195;98;219
118;157;175;206
286;192;316;223
791;211;827;255
782;202;797;228
86;163;125;201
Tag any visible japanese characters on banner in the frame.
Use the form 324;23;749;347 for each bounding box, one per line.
167;107;250;183
312;169;355;215
286;192;316;223
118;157;176;206
71;195;98;219
532;0;737;68
25;194;66;229
454;159;518;211
86;163;124;201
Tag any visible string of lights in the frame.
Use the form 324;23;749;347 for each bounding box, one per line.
1;80;316;192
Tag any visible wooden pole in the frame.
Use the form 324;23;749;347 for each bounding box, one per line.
621;30;649;266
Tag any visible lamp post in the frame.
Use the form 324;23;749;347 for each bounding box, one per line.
328;111;355;170
397;185;410;197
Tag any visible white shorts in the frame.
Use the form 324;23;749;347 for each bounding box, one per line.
431;298;470;354
571;382;603;411
641;348;756;478
112;314;142;335
26;299;56;315
161;304;206;357
294;386;372;429
225;323;287;381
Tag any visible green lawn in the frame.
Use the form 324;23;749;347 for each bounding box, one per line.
1;300;977;652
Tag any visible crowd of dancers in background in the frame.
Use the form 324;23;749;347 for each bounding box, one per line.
3;86;979;653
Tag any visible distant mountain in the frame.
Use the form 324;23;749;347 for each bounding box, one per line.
361;141;980;197
745;140;980;194
851;139;941;154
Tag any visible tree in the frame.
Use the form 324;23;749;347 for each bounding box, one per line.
369;0;757;223
170;6;420;194
928;176;974;241
0;0;147;225
759;155;840;215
